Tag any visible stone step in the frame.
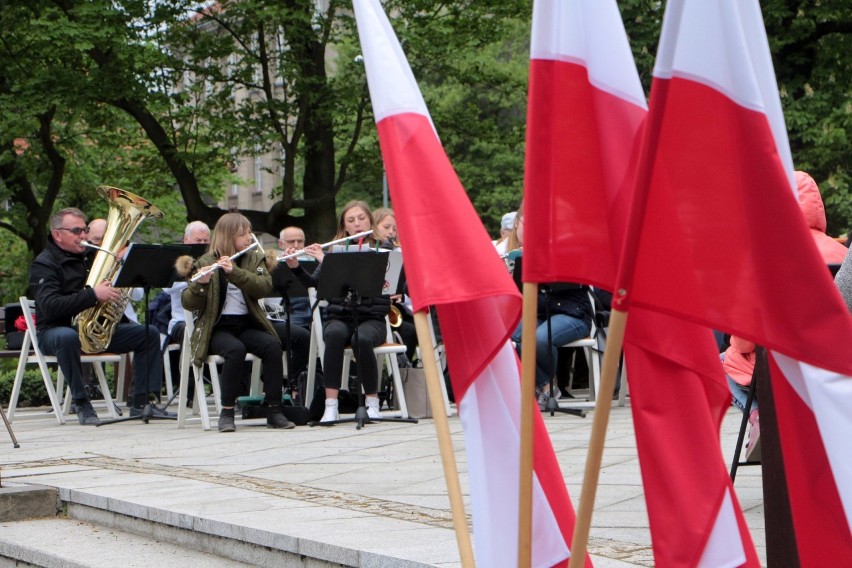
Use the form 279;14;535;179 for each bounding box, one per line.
0;517;257;567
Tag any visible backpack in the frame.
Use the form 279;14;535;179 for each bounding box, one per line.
147;290;172;336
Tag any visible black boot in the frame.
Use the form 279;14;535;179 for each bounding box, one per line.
267;404;295;429
218;407;236;432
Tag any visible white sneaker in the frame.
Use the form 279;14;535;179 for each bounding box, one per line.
365;397;381;419
320;399;339;423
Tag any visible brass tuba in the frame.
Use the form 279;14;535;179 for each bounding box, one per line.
77;186;163;353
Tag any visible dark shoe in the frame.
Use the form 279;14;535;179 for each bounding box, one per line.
267;406;295;429
218;408;236;432
76;400;100;425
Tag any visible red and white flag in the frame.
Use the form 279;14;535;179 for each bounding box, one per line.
625;1;852;563
523;2;758;566
352;1;584;566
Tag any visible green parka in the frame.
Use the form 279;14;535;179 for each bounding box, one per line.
180;249;278;367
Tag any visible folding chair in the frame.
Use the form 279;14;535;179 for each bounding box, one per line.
7;297;124;424
160;333;180;401
303;289;412;418
561;289;627;409
175;309;261;430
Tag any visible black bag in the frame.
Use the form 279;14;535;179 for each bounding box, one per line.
308;379;359;421
240;402;310;425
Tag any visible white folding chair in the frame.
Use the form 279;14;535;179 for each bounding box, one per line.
303;288;412;418
562;289;626;408
8;297;124;424
160;334;180;401
175;309;261;430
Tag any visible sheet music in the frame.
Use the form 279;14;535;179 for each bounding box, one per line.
329;246;403;295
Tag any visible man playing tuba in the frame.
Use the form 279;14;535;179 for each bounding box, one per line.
29;207;168;425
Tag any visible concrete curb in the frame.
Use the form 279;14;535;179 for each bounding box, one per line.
0;484;60;522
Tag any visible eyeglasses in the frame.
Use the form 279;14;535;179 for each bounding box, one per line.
56;226;90;236
282;239;305;245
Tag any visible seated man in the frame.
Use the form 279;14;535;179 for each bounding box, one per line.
264;226;313;330
29;207;167;425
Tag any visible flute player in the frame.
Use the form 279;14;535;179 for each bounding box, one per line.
177;212;295;432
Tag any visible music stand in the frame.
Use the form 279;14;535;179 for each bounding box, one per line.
512;256;586;418
311;252;417;429
269;262;311;402
98;243;189;425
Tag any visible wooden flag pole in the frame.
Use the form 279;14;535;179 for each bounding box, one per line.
568;308;628;568
413;310;475;568
517;282;540;568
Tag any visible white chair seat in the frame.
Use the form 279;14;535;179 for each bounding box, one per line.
176;309;261;430
8;297;124;424
303;289;418;419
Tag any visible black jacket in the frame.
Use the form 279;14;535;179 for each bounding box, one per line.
291;260;390;322
538;285;593;326
29;237;99;331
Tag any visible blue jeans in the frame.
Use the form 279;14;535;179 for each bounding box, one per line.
39;323;163;403
512;315;591;388
720;353;757;412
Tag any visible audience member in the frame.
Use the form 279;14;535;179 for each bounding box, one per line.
493;211;517;256
724;170;847;461
835;247;852;314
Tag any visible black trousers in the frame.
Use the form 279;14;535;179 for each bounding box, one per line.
322;318;386;394
209;316;283;407
270;320;311;383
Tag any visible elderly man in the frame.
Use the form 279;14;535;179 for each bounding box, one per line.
164;221;212;344
29;208;165;424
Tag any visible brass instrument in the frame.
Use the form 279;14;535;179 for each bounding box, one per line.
77;186;164;353
388;304;403;328
190;235;260;282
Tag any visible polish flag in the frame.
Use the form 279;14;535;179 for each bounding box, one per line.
523;0;646;289
522;2;758;566
352;0;583;566
624;1;852;562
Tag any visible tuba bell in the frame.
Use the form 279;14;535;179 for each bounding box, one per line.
76;186;163;353
388;304;403;328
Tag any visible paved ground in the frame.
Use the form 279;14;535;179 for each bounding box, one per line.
0;399;765;566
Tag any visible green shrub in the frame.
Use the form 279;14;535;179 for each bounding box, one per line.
0;368;54;408
0;363;122;408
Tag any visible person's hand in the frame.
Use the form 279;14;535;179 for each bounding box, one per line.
217;255;233;274
303;243;325;263
195;265;216;284
284;247;300;269
93;280;122;303
390;294;403;303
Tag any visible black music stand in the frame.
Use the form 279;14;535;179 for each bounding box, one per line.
513;256;586;419
310;252;417;429
98;243;189;425
269;261;312;403
1;402;19;448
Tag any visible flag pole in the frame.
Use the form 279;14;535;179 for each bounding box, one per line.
413;310;475;568
517;282;539;568
567;307;627;568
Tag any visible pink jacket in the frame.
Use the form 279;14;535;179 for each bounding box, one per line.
723;336;757;387
795;171;848;264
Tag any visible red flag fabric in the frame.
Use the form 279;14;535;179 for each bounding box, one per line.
523;1;646;289
523;1;759;565
624;1;852;562
352;1;585;566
